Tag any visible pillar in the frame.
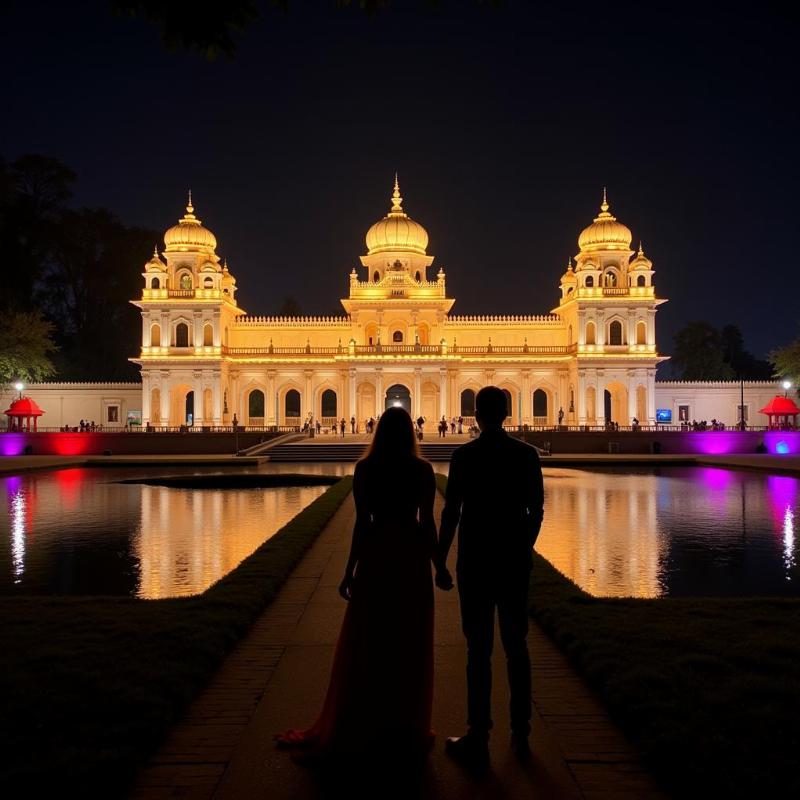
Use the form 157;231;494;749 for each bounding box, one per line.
193;372;203;425
522;370;531;425
414;368;422;418
595;371;605;426
349;369;357;418
160;373;171;426
375;368;383;417
627;370;638;424
647;369;656;425
212;373;222;425
304;370;313;421
439;367;447;419
267;371;276;425
142;372;151;424
577;370;586;426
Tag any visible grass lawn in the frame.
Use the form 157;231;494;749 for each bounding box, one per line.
435;472;800;797
0;475;353;798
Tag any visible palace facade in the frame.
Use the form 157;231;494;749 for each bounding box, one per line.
132;180;667;429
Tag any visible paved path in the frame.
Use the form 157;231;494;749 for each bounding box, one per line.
133;493;663;799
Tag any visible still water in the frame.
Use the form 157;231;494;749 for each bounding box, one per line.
0;467;328;598
1;464;798;598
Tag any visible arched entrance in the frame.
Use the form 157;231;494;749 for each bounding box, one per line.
605;381;629;425
385;384;411;413
185;391;194;426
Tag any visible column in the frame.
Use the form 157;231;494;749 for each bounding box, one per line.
304;371;313;421
627;370;638;425
267;371;276;425
141;315;149;348
439;367;447;418
141;372;151;424
577;370;586;426
375;368;383;417
160;372;171;425
349;369;357;419
414;368;422;418
595;371;605;427
193;371;203;425
521;370;531;425
212;373;222;425
646;369;656;425
193;311;202;351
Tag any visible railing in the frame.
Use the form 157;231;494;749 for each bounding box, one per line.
216;343;572;357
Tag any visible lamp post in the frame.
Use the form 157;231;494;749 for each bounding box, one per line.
14;381;24;400
783;379;792;398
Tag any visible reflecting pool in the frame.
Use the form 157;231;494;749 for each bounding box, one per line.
1;464;799;599
0;467;328;598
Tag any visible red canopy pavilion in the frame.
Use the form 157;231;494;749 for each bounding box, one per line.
759;395;800;430
4;397;45;432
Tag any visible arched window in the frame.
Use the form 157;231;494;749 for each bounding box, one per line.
585;321;596;345
179;273;193;290
636;321;647;345
150;277;160;289
373;270;380;283
609;320;623;346
321;389;337;417
203;276;213;289
460;388;476;417
417;322;429;345
502;389;513;419
175;322;190;347
150;323;161;348
637;275;646;287
533;389;548;418
248;389;265;419
285;389;301;418
203;323;213;347
605;271;617;287
585;275;594;288
392;330;403;343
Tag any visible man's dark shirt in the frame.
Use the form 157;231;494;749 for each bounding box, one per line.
442;428;544;572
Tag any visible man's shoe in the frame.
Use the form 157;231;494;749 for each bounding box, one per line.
510;733;531;761
445;734;489;768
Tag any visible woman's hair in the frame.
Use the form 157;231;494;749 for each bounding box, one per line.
362;406;420;462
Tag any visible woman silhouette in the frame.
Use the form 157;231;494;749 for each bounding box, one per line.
275;406;443;760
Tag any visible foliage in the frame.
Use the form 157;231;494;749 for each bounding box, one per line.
671;321;770;380
0;309;57;387
0;475;352;797
0;153;159;381
528;552;800;797
769;331;800;388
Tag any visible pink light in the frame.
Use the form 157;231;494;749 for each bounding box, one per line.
0;435;26;456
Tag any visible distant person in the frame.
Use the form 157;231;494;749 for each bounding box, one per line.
438;386;544;767
350;416;356;434
450;417;456;435
340;418;346;437
416;415;425;440
558;407;564;426
79;419;85;432
458;416;463;434
439;416;447;438
275;407;443;760
316;419;322;435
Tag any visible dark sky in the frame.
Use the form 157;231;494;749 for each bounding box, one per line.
2;1;798;361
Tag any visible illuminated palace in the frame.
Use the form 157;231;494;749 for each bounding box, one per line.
132;181;666;429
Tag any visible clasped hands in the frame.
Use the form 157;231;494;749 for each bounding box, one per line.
338;562;453;601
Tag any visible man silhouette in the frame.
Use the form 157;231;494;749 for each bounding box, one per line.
435;385;544;766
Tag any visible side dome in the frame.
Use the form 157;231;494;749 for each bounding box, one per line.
578;191;632;253
365;177;429;255
164;194;217;252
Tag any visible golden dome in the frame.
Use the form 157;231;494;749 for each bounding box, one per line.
146;246;167;271
164;193;217;252
365;177;429;255
578;190;632;252
560;258;577;284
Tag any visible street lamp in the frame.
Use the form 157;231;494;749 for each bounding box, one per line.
14;381;24;399
783;380;792;397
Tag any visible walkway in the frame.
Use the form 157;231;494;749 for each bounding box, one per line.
132;491;663;799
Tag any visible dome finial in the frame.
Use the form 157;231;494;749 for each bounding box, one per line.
187;189;194;214
638;240;644;256
601;186;609;213
390;173;404;214
153;244;159;258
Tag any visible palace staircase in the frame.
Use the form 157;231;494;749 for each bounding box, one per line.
261;436;468;463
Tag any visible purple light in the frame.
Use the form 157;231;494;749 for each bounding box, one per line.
697;466;735;491
0;435;25;457
688;433;743;455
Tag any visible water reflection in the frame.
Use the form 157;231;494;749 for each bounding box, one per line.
134;484;326;598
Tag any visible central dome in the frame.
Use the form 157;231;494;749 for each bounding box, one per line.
164;194;217;252
365;177;429;255
578;191;632;252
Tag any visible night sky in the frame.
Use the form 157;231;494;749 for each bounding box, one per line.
2;1;798;362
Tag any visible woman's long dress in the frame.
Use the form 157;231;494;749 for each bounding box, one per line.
276;457;436;758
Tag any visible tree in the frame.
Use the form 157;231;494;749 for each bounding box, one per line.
770;333;800;388
0;310;57;388
671;322;735;380
720;324;773;379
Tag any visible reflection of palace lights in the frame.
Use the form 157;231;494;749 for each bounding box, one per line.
10;490;26;582
784;506;796;575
